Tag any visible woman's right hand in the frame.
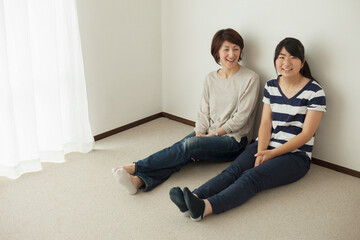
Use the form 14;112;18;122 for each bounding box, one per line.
195;132;206;137
191;157;200;162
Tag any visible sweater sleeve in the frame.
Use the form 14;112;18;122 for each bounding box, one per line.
194;78;210;133
222;74;260;134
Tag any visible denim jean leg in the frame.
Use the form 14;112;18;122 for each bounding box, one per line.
193;142;257;199
207;151;310;214
136;132;195;173
185;135;247;163
134;132;196;191
135;132;247;192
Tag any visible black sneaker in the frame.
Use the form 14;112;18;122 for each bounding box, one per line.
169;187;189;217
183;187;205;221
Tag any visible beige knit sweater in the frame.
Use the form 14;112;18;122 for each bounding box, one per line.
194;66;260;142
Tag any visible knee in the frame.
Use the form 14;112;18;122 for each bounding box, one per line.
238;169;263;192
183;136;199;151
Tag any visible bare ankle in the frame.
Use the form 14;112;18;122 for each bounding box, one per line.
123;164;135;175
130;175;144;189
203;199;213;217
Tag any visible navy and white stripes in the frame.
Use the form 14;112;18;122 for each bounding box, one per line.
263;79;326;158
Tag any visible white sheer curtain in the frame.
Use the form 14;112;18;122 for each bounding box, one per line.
0;0;94;179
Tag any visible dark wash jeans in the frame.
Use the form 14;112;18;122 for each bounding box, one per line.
134;132;247;191
193;142;311;214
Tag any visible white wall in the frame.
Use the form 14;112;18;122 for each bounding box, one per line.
76;0;360;171
76;0;162;136
162;0;360;171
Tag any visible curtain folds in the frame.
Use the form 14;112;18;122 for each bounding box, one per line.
0;0;94;179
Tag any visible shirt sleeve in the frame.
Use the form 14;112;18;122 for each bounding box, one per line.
307;88;326;112
194;78;210;133
262;82;270;104
222;74;260;134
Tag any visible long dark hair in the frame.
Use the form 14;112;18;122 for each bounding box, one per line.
274;37;316;81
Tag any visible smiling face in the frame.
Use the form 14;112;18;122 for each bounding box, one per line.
218;41;241;70
275;47;304;78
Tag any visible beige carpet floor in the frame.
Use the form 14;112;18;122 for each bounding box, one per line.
1;118;359;240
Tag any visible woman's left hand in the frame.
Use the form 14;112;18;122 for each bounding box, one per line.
196;133;216;137
254;150;276;167
195;132;206;137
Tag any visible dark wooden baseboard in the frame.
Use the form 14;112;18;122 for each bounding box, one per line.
94;112;195;141
94;112;360;178
94;113;163;141
161;112;195;127
311;158;360;178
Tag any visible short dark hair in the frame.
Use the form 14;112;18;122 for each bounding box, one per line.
274;37;315;81
211;28;244;65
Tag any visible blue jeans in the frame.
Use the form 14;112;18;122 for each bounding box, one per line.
134;132;247;191
193;142;311;214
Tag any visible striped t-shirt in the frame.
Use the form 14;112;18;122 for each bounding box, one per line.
262;78;326;158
